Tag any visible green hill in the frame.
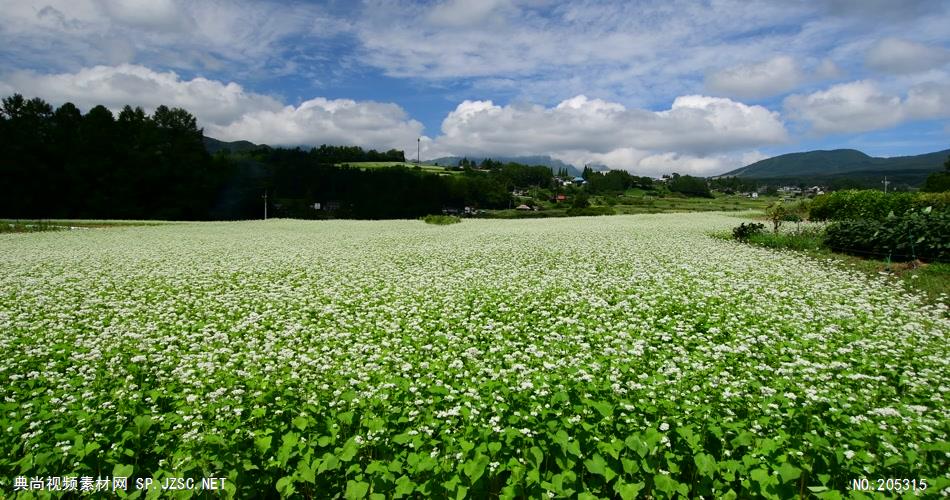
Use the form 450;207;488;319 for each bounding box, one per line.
719;148;949;187
203;136;266;154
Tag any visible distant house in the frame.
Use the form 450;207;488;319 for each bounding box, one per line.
552;194;567;203
516;204;532;211
572;176;587;185
750;192;758;199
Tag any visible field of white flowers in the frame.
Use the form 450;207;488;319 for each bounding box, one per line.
1;213;947;498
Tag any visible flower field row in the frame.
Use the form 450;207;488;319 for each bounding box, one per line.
1;214;947;498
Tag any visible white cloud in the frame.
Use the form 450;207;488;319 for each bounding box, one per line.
905;81;950;119
550;149;769;177
427;94;787;176
815;59;844;80
865;38;950;74
2;64;282;124
427;0;513;26
785;79;950;134
0;64;423;152
705;56;804;99
208;99;423;152
0;0;327;74
785;81;902;133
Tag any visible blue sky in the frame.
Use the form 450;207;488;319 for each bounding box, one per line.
1;0;948;176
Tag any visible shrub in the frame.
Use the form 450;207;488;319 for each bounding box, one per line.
824;207;950;262
732;222;765;241
809;190;921;221
422;214;461;225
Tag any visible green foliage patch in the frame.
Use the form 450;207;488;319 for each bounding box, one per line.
809;190;950;221
824;207;950;262
422;214;462;225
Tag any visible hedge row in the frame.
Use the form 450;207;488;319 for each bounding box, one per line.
809;190;950;221
824;207;950;262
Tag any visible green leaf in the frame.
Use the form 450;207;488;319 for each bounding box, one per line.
463;455;490;484
614;481;644;500
653;474;679;495
275;476;295;498
394;475;416;498
254;435;272;455
113;463;134;478
339;437;360;462
589;400;613;419
456;486;469;500
621;457;639;475
529;446;543;467
338;411;355;426
344;480;370;499
554;430;570;449
488;442;502;455
292;416;308;431
731;431;755;447
777;462;801;483
277;432;300;466
584;453;615;481
133;415;153;435
693;452;717;477
750;468;771;484
297;458;316;483
625;434;648;458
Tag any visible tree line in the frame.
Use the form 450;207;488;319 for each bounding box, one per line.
0;95;569;220
1;94;730;221
0;94;228;219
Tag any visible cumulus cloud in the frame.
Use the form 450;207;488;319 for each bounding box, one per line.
427;94;787;176
0;64;423;152
785;79;950;134
2;64;282;124
705;56;804;99
865;38;950;75
208;99;423;151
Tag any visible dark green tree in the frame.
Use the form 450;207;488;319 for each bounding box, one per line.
921;154;950;192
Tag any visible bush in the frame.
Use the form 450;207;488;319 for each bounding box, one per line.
809;190;923;221
422;214;461;225
732;222;765;241
824;207;950;262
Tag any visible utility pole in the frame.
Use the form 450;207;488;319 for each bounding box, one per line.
417;137;421;165
263;190;268;220
882;176;890;194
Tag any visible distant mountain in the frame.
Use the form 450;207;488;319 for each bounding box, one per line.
427;155;583;177
719;148;949;187
203;136;266;154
